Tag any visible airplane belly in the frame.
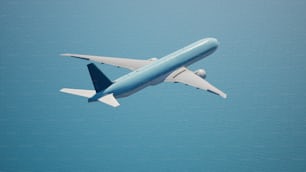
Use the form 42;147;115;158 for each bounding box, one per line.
104;67;171;98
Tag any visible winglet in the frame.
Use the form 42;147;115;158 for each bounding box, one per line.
220;92;227;99
61;53;89;60
98;94;120;107
207;88;227;99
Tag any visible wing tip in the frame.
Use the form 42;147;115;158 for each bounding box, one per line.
60;88;69;93
221;93;227;99
60;53;89;60
207;89;227;99
60;53;71;56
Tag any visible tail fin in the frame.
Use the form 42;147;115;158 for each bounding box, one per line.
87;63;112;92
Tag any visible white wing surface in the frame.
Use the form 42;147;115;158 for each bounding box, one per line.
165;67;227;98
98;94;120;107
61;53;154;71
60;88;96;98
60;88;120;107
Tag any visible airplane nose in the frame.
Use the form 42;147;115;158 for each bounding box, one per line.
209;38;219;47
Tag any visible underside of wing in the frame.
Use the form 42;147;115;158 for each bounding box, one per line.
165;67;227;98
61;53;155;71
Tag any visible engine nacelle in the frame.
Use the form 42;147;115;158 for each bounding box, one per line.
194;69;206;79
148;57;158;61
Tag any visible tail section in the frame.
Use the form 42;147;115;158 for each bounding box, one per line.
87;63;112;92
60;63;120;107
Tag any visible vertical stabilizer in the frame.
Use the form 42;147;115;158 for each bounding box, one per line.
87;63;113;92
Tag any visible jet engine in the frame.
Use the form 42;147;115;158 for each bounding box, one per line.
194;69;206;79
148;57;158;61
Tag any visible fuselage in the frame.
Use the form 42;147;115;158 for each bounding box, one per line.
94;38;219;99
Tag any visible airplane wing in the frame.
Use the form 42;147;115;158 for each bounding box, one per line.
165;67;227;98
61;53;155;71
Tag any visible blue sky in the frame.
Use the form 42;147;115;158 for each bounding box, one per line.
1;0;306;171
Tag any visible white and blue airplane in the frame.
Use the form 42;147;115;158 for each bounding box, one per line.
60;38;227;107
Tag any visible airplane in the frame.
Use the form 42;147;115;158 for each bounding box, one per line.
60;38;227;107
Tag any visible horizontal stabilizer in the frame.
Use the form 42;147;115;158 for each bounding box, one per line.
60;88;120;107
60;88;96;98
98;94;120;107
